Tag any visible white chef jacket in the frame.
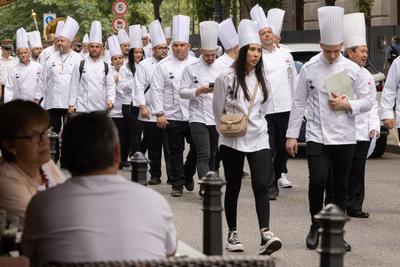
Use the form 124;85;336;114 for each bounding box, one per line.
381;56;400;128
215;53;234;69
119;63;136;106
39;50;83;110
263;45;298;114
150;54;197;121
39;45;57;66
179;56;225;125
213;68;270;153
286;53;374;145
4;60;42;103
134;56;159;122
69;56;115;112
109;66;124;118
143;43;153;58
355;67;380;141
0;56;17;85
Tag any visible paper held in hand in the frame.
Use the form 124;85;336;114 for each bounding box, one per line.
325;70;354;117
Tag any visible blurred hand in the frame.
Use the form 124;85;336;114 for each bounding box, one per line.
286;138;298;158
140;105;150;119
156;115;169;129
383;119;395;129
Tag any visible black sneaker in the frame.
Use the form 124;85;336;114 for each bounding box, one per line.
259;229;282;255
148;177;161;185
269;188;279;200
171;187;183;197
184;179;194;191
225;230;244;252
306;223;320;249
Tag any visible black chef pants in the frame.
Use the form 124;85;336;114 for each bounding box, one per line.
306;141;355;223
122;105;146;156
112;117;129;164
165;120;197;188
189;122;219;179
142;121;172;180
48;108;68;163
347;141;370;212
220;145;272;230
265;111;290;190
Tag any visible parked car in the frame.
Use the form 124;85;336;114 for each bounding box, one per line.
284;43;388;158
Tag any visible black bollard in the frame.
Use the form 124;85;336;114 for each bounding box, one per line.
130;152;149;186
49;130;59;162
199;171;225;256
314;203;350;267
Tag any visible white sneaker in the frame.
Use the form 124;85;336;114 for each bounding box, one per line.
226;230;244;252
277;173;292;188
259;229;282;255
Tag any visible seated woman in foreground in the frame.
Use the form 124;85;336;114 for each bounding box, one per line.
0;99;64;226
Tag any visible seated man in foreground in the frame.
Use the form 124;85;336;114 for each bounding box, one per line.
22;111;177;265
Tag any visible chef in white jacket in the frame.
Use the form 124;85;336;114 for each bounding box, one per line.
180;21;223;196
285;6;374;251
39;20;63;66
118;29;130;63
251;5;298;195
134;20;171;185
150;15;197;197
4;28;42;103
27;31;42;63
215;18;239;69
342;13;380;219
68;20;115;113
142;26;153;58
80;34;89;58
35;17;82;163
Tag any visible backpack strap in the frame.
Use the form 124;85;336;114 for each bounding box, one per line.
104;62;109;76
79;60;85;81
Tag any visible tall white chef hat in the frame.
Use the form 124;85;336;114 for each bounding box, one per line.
149;20;166;47
318;6;344;45
108;35;123;58
250;4;271;32
89;20;103;45
27;31;42;48
164;27;172;39
55;21;64;38
218;18;239;50
343;13;366;49
129;25;143;48
118;29;130;45
200;21;219;50
172;15;190;43
16;27;29;49
82;33;89;44
59;16;79;42
238;19;261;49
141;26;149;38
267;8;285;36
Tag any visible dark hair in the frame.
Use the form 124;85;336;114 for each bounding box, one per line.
127;47;144;75
0;100;49;161
61;111;119;176
232;44;268;103
343;46;359;58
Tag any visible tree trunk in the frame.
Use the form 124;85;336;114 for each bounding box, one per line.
152;0;163;22
239;0;258;20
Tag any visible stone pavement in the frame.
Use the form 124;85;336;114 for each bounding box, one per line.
116;151;400;267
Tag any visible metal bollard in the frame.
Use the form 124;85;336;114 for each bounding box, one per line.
199;171;225;256
49;130;59;162
314;203;350;267
130;152;149;186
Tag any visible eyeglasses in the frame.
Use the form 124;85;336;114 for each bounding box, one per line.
2;47;11;51
15;128;52;144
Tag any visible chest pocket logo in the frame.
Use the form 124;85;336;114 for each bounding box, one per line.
308;79;315;91
193;76;199;84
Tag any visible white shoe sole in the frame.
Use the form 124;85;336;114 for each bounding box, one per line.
259;238;282;255
278;179;293;188
226;243;244;252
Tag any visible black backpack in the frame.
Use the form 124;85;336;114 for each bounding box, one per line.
388;45;399;63
79;59;109;80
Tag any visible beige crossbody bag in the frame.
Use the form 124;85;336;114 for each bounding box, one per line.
219;81;259;137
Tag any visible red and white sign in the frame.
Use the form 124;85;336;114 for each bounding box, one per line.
112;0;128;16
112;16;128;31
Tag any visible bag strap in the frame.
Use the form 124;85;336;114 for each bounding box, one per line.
246;81;259;117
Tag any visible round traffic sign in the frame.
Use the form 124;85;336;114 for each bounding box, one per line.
112;0;129;16
45;15;55;24
112;17;128;31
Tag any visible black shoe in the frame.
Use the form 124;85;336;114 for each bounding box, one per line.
306;224;319;249
269;188;279;200
184;179;194;191
121;161;130;168
347;209;369;218
148;177;161;185
171;187;183;197
344;240;351;252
